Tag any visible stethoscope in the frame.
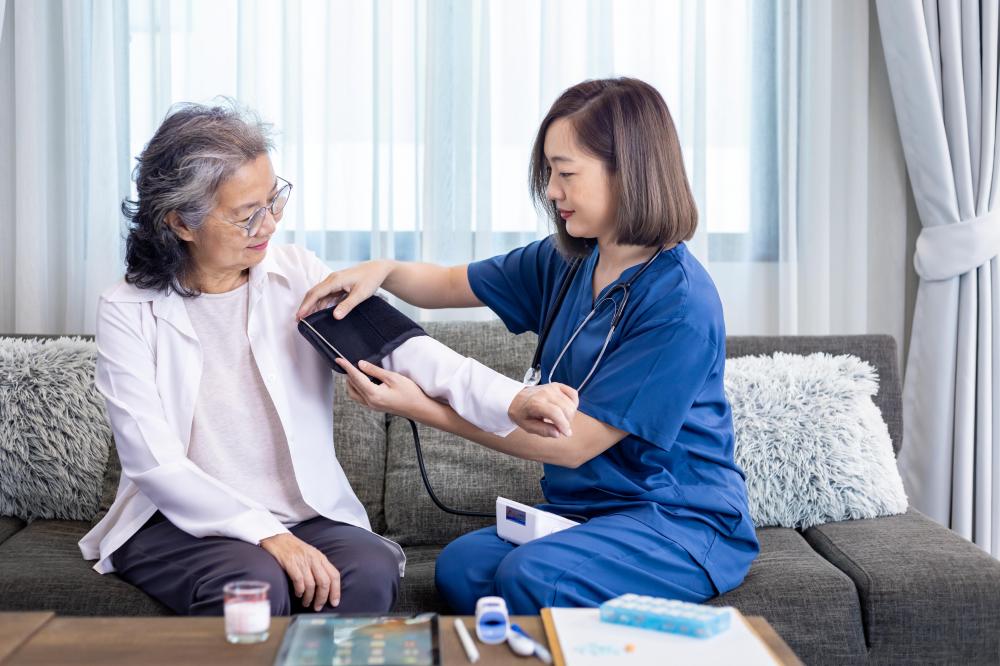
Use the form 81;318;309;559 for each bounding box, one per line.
524;246;665;392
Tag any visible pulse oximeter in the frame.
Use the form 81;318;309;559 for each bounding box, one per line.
475;596;510;645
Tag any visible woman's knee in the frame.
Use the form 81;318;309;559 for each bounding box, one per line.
192;547;291;616
336;539;400;613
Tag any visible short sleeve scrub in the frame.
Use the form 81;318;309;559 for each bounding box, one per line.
433;236;759;614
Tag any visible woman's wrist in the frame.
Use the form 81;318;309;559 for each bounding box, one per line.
377;259;400;292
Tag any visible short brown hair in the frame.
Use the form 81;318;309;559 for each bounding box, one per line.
529;77;698;257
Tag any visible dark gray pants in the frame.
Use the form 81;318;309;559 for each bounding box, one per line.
111;513;400;616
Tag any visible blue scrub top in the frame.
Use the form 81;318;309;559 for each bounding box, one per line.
467;236;759;594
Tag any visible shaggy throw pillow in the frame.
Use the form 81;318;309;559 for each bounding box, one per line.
726;351;908;529
0;337;113;521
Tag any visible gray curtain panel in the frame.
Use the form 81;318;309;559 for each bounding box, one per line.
877;0;1000;555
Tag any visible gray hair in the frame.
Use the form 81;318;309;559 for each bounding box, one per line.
122;100;274;296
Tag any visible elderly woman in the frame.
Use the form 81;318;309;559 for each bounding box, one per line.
79;103;577;616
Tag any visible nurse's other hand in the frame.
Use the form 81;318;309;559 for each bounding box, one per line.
337;358;430;419
296;259;393;321
508;383;579;438
260;533;341;611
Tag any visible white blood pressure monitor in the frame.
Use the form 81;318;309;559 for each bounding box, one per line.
496;497;579;545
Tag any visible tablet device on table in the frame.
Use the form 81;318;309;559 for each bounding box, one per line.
273;613;440;666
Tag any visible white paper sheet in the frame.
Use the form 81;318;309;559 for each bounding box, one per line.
548;607;780;666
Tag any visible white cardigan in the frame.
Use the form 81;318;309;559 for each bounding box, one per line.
79;244;522;574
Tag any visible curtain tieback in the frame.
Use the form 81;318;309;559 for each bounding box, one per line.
914;208;1000;281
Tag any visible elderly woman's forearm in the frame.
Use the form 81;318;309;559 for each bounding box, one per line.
382;336;522;436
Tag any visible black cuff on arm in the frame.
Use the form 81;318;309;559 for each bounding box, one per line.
298;296;427;381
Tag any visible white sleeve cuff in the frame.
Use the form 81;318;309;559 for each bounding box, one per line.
227;510;290;545
383;336;523;436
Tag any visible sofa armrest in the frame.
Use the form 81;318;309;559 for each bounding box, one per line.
803;508;1000;665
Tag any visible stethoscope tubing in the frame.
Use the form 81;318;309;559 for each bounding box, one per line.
547;287;628;392
529;246;663;391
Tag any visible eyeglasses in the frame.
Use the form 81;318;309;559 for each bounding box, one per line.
209;176;293;237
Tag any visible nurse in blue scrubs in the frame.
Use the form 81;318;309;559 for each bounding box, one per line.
301;77;759;614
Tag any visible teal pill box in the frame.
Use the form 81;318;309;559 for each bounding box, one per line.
598;593;732;638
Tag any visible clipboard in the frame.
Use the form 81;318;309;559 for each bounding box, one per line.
540;607;785;666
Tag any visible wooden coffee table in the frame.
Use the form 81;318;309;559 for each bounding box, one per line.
0;613;52;664
0;612;801;665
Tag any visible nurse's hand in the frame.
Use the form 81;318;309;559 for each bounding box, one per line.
337;358;432;420
508;383;579;438
297;260;393;320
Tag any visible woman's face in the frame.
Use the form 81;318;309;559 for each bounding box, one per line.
543;117;614;241
172;154;280;280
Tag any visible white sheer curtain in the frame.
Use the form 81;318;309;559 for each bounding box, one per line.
0;0;912;340
121;0;910;333
711;0;912;342
0;0;131;335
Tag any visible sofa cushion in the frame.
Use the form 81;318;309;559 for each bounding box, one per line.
383;321;545;546
0;337;112;521
93;444;121;525
726;351;907;529
332;374;389;534
0;520;170;616
804;509;1000;664
384;416;545;547
0;516;24;546
395;545;447;614
397;527;870;665
709;526;867;665
727;335;903;454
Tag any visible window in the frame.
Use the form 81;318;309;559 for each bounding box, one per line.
127;0;778;269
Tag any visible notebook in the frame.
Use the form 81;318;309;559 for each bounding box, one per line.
540;607;781;666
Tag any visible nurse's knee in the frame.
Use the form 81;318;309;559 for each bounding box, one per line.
494;548;549;614
435;541;469;605
435;536;485;614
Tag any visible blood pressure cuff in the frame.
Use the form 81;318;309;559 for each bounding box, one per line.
297;295;427;380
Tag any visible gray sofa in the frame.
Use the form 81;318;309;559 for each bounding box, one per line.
2;324;999;665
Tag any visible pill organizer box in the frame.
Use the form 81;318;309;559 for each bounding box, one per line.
598;593;732;639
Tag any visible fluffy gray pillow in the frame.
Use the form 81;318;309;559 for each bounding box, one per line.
726;351;908;529
0;337;112;521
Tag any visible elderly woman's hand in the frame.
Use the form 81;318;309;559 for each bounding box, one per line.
260;533;341;612
336;358;433;420
296;260;393;321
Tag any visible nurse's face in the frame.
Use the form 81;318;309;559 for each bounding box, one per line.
544;118;615;242
171;154;280;280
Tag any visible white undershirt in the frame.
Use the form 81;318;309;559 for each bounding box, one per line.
182;283;524;529
185;282;318;526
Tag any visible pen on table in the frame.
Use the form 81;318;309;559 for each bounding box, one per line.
454;618;480;663
510;623;553;664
